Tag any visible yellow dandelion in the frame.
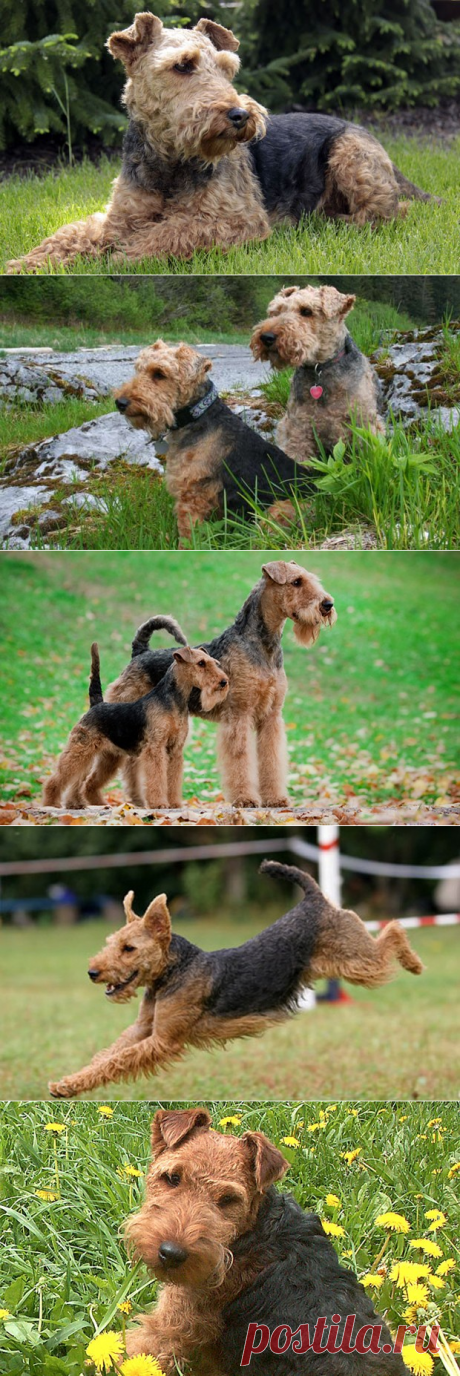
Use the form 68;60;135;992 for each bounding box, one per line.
325;1194;341;1208
326;1105;337;1113
400;1115;409;1122
401;1346;433;1376
43;1123;66;1135
409;1239;442;1258
361;1274;384;1289
218;1116;241;1127
449;1342;460;1354
341;1148;362;1164
375;1212;410;1234
120;1165;142;1178
97;1107;114;1118
350;1109;358;1117
402;1307;418;1325
281;1136;300;1148
342;1250;353;1259
427;1119;442;1128
390;1262;430;1287
35;1189;59;1202
425;1211;447;1231
405;1284;429;1308
86;1331;124;1371
428;1275;445;1290
448;1163;460;1178
0;1310;11;1321
117;1300;133;1314
436;1259;455;1277
322;1220;345;1237
120;1359;166;1376
307;1123;321;1133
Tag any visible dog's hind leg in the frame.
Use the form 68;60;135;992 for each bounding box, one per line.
323;130;403;224
84;747;122;806
310;912;424;988
42;731;98;808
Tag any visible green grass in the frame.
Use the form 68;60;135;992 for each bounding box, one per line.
0;1099;458;1375
0;551;458;812
0;323;248;351
0;917;459;1101
0;397;114;471
1;137;459;274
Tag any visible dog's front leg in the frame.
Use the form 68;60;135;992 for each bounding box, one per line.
48;1004;154;1098
216;716;260;808
256;710;290;807
48;1031;170;1098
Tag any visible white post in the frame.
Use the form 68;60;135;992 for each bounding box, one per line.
318;824;341;907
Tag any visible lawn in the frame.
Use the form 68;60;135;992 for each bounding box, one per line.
0;915;459;1101
0;1099;458;1375
1;136;459;275
0;551;458;821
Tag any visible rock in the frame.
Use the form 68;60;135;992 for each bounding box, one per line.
372;321;460;429
37;510;65;534
0;484;48;538
0;343;267;407
6;412;162;482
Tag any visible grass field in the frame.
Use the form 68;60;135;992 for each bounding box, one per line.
1;137;459;275
1;915;459;1101
0;551;458;817
0;1099;458;1375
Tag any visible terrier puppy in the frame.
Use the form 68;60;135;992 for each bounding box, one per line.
42;642;228;811
122;1107;408;1375
48;861;422;1098
251;285;385;461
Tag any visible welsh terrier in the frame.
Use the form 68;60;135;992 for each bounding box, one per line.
7;13;433;273
114;340;316;540
105;561;337;809
121;1108;407;1374
251;285;385;462
42;641;228;811
48;861;422;1098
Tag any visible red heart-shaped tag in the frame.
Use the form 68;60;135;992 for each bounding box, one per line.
310;385;323;399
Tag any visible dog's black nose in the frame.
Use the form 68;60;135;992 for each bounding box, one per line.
88;968;99;981
260;331;276;346
158;1241;188;1269
227;106;249;128
321;598;334;613
115;396;129;412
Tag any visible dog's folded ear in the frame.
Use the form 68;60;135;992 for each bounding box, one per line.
196;18;240;52
173;646;195;664
107;12;163;69
262;560;289;585
242;1131;289;1191
151;1107;211;1154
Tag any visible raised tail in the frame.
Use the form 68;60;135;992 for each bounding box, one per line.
392;163;441;205
89;642;103;706
131;615;188;658
260;859;320;895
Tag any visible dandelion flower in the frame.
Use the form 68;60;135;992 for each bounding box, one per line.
399;1115;409;1123
341;1149;362;1164
405;1284;429;1308
86;1331;124;1371
449;1342;460;1354
322;1221;345;1237
325;1194;341;1208
409;1239;442;1258
120;1165;142;1178
425;1211;447;1232
218;1117;241;1128
402;1307;418;1325
401;1347;433;1376
281;1136;300;1148
436;1259;455;1277
427;1119;442;1128
326;1105;337;1113
97;1107;114;1118
448;1163;460;1178
35;1189;58;1202
307;1123;321;1133
0;1310;11;1321
428;1275;444;1290
361;1274;384;1289
120;1359;166;1376
117;1301;133;1314
43;1123;66;1135
375;1212;410;1234
390;1262;430;1286
350;1110;358;1118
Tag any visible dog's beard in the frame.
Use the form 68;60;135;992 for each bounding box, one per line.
293;619;322;646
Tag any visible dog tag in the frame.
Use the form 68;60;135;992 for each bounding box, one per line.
310;385;323;399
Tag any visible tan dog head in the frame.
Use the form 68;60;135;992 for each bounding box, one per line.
87;891;172;1002
114;341;214;437
251;285;356;369
261;560;337;645
172;645;229;712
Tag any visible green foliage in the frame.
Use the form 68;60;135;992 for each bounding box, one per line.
248;0;460;111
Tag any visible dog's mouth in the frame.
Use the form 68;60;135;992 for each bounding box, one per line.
105;970;139;998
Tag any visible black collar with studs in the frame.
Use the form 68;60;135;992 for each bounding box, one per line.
172;381;220;430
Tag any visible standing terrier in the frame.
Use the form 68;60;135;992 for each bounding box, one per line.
7;13;433;273
120;1108;407;1374
251;285;385;462
42;642;228;811
114;340;316;540
48;861;422;1098
105;561;337;809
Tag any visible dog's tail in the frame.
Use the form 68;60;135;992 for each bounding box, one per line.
132;615;188;658
89;642;103;706
392;163;442;206
260;859;320;896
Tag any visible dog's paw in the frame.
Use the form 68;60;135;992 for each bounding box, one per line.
262;795;291;808
48;1079;75;1099
231;796;260;808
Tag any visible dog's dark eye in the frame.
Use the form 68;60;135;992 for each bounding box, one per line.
123;943;136;953
162;1172;181;1187
198;659;206;667
217;1192;239;1208
299;307;313;317
173;59;196;74
150;368;165;380
292;577;302;586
